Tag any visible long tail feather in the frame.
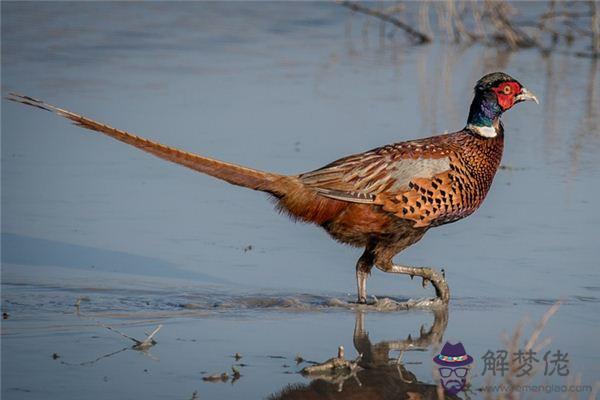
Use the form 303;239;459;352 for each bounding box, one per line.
6;93;285;194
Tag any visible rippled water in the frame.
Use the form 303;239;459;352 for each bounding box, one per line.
2;2;599;399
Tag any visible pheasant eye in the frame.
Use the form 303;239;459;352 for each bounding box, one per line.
502;85;512;95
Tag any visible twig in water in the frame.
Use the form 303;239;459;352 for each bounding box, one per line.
339;1;432;44
486;0;539;49
60;346;130;367
74;297;162;350
136;324;163;350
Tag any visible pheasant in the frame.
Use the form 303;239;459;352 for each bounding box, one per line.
7;72;537;305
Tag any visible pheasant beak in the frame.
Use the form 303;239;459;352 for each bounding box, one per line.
515;87;539;104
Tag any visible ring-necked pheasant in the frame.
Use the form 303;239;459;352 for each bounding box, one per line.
7;72;537;304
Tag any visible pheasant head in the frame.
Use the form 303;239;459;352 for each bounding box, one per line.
467;72;538;138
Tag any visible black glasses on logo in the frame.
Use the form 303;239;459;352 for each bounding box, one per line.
438;367;469;378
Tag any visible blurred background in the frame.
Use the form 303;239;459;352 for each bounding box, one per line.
2;2;599;399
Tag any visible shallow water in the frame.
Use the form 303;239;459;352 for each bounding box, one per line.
2;2;599;399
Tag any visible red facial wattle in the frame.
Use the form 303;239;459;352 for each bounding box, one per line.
492;81;522;110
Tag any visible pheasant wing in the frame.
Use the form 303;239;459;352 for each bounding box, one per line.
299;143;451;204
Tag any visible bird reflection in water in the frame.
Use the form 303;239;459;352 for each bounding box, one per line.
269;308;461;400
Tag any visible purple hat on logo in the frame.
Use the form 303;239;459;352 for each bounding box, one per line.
433;342;473;367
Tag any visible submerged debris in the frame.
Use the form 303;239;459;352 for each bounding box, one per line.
301;346;363;392
74;296;90;313
231;366;241;383
202;360;245;385
202;372;229;383
301;346;361;375
499;164;527;171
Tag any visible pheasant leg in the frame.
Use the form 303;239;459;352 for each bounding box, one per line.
355;248;375;304
375;264;449;304
356;267;369;304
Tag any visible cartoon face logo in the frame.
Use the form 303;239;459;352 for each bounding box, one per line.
433;342;473;395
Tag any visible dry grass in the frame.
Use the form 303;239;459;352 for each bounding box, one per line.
480;302;560;400
430;302;598;399
340;0;600;58
476;302;599;400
